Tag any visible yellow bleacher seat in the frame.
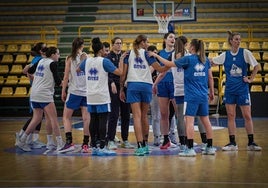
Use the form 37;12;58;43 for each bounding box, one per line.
263;63;268;72
121;43;128;51
0;87;13;96
19;44;32;53
265;85;268;92
18;75;30;85
249;42;261;51
240;42;248;49
211;66;219;72
0;65;9;74
221;42;229;51
5;75;18;85
207;42;220;51
156;43;163;50
0;45;6;52
208;52;219;59
6;44;18;53
262;41;268;51
263;52;268;61
13;87;27;96
0;76;4;84
27;55;34;63
251;85;263;92
9;65;23;74
1;54;13;64
264;74;268;83
14;54;27;64
252;52;261;61
252;73;262;83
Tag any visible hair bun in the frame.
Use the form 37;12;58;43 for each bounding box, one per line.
92;37;101;44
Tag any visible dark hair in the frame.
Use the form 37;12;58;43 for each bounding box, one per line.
227;30;241;46
42;46;58;57
31;42;45;56
147;45;157;52
162;32;175;49
103;41;110;48
111;37;123;45
190;39;206;63
92;37;103;57
133;34;148;57
70;37;84;60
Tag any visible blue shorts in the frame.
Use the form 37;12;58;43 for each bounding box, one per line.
175;96;184;104
66;93;87;110
184;101;209;116
223;93;251;106
127;90;152;104
87;103;111;113
157;82;174;99
31;102;50;109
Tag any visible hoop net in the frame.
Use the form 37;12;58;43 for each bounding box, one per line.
154;14;172;34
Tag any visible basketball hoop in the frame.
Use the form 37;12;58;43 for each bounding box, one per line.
154;14;172;34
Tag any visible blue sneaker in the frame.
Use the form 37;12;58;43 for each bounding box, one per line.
97;148;117;156
134;147;145;156
92;147;98;156
179;148;196;157
143;145;149;154
202;146;216;155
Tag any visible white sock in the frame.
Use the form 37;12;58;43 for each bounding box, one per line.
47;135;54;145
25;133;33;144
33;133;39;142
20;133;28;143
56;136;63;146
19;129;25;137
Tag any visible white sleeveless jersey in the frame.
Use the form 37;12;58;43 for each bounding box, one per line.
126;49;153;84
85;56;110;105
30;58;55;103
68;53;87;96
171;51;184;96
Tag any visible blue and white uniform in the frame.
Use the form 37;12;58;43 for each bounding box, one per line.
65;53;87;110
79;56;117;113
124;48;157;103
212;48;258;105
157;49;174;98
174;54;211;116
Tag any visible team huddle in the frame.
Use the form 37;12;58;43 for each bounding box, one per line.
15;31;262;157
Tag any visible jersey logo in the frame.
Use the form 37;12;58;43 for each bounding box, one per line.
230;64;242;77
87;68;99;80
134;57;146;69
194;63;205;76
35;65;44;77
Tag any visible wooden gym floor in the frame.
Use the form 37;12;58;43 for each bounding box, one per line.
0;117;267;188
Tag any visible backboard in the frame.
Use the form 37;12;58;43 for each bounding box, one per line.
132;0;196;23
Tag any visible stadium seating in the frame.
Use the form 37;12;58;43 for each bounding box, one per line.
0;65;9;74
4;75;18;85
18;76;30;85
252;73;263;83
9;65;23;74
249;42;261;51
0;44;5;52
14;55;27;64
0;76;4;84
19;44;32;53
251;85;263;92
263;52;268;61
6;44;18;53
262;41;268;51
263;63;268;72
1;55;13;64
13;87;28;96
252;52;261;61
207;42;220;51
0;87;13;96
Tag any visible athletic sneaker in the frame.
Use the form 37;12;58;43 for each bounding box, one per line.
169;132;177;145
57;143;75;153
160;141;171;149
153;135;161;146
108;141;117;150
81;144;90;153
17;139;31;152
121;141;135;149
200;143;207;151
247;142;262;151
222;143;238;151
134;147;145;156
97;148;117;156
179;144;187;152
202;146;216;155
114;136;120;143
15;132;20;146
31;140;46;149
143;145;149;154
179;148;196;157
46;143;56;150
92;147;98;156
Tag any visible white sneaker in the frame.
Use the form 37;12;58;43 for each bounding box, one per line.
169;132;177;145
247;143;262;151
46;143;56;150
222;143;238;151
200;143;207;151
202;146;216;155
114;136;120;143
15;132;20;146
179;148;196;157
108;141;117;150
153;135;161;146
31;140;46;149
97;148;117;156
17;139;31;152
179;144;187;152
121;141;135;149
